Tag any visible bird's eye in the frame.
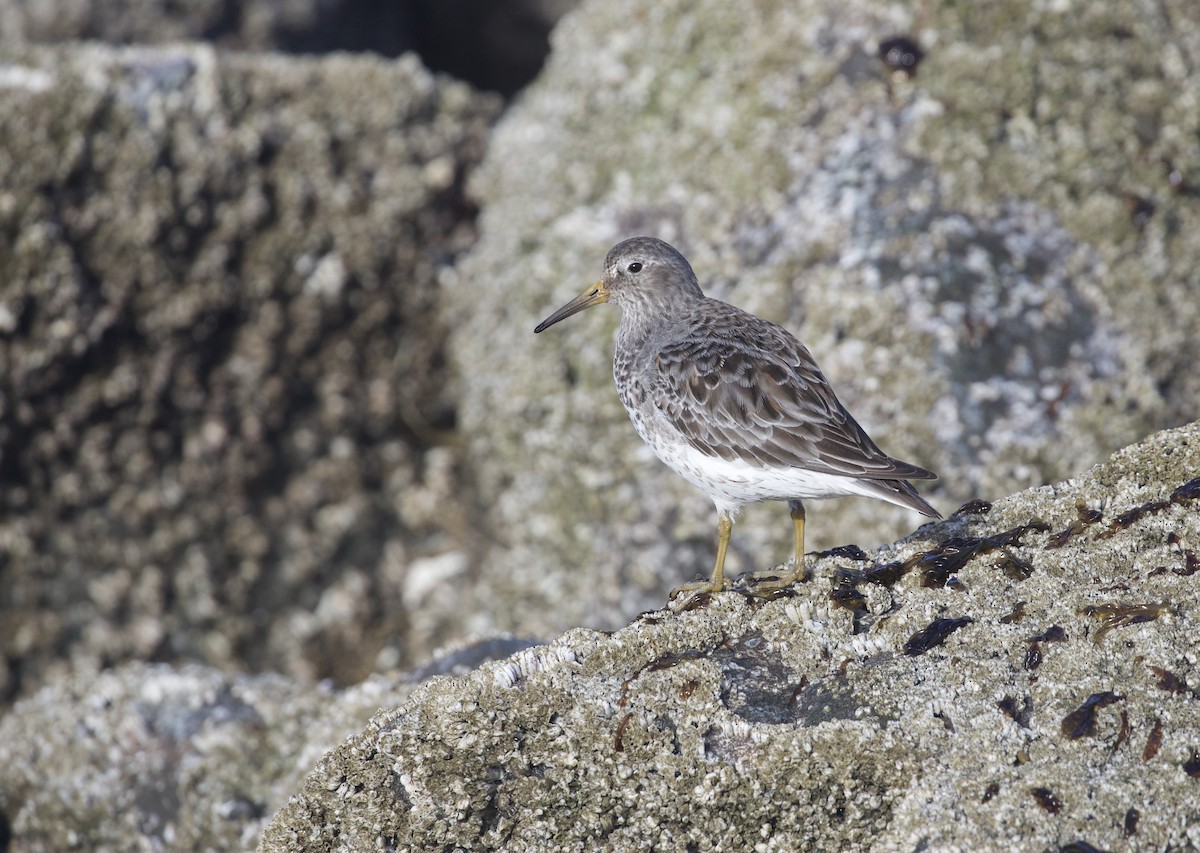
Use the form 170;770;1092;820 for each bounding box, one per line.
627;262;643;274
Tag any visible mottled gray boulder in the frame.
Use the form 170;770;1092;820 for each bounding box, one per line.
0;664;328;851
260;420;1200;851
0;43;500;702
0;638;537;851
444;0;1199;643
2;423;1196;850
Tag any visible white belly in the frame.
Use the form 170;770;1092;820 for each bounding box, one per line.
624;404;880;517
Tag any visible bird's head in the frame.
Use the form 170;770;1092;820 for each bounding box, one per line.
534;237;703;333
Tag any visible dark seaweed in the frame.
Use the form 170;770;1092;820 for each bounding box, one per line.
1061;691;1124;740
903;617;973;656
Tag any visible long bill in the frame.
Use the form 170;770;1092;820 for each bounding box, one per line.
533;282;609;333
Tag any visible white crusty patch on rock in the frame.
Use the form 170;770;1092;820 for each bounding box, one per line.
491;644;579;689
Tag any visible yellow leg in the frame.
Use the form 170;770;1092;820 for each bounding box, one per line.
790;500;806;569
670;511;733;601
741;500;807;594
711;512;733;591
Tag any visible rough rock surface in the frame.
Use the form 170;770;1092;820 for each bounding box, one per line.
0;43;500;702
257;420;1200;851
0;663;330;852
3;422;1197;850
444;0;1199;643
0;637;538;851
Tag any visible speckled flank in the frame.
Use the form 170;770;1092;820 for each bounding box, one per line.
635;418;925;513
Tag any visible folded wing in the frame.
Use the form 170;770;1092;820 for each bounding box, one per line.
653;306;936;483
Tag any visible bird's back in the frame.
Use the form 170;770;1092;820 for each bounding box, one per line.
615;296;937;514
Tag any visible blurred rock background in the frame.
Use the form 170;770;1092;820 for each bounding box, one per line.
1;0;1197;728
2;0;1199;849
0;0;575;708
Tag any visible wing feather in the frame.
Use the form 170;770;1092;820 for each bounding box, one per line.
651;301;936;482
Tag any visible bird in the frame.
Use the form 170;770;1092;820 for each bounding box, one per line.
534;236;939;597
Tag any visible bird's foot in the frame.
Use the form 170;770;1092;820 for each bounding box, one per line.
668;576;730;608
735;560;808;598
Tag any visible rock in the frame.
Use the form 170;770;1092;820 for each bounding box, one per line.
0;43;500;702
259;420;1200;851
0;664;328;852
3;422;1196;850
0;638;540;851
444;0;1199;642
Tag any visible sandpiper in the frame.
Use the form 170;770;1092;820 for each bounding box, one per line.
534;237;939;596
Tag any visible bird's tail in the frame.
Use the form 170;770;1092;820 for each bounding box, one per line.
862;478;941;519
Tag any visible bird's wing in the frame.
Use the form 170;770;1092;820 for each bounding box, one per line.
651;309;935;481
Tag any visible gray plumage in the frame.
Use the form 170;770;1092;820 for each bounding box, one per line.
535;236;938;592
